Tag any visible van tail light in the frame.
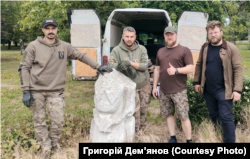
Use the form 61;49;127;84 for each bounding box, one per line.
103;55;108;65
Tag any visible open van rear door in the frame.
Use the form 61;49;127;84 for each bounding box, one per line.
177;11;209;75
67;9;101;80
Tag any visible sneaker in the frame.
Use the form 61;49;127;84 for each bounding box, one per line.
168;138;177;143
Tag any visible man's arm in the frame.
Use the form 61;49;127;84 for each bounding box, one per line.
107;49;119;70
231;46;243;102
19;44;35;91
193;45;205;93
177;64;194;74
152;66;160;99
131;46;148;71
232;48;243;94
168;47;194;75
18;44;35;107
167;63;201;93
130;61;139;70
167;63;193;75
193;46;204;85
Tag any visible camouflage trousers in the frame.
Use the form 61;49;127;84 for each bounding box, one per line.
30;91;65;150
134;80;151;131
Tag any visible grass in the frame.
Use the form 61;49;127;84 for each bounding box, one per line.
236;41;250;77
1;42;250;158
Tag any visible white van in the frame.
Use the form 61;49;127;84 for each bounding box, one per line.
67;8;209;81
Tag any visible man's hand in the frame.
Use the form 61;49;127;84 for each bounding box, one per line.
97;65;113;75
167;63;175;75
231;91;241;102
194;85;201;93
118;61;131;71
152;88;158;99
128;66;137;79
22;90;31;107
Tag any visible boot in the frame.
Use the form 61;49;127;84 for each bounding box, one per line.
53;144;62;154
41;149;51;159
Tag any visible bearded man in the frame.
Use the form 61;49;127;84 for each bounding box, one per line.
152;26;194;143
108;26;151;132
193;21;243;143
18;18;112;158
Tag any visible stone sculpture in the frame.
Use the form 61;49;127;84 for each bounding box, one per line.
90;69;136;142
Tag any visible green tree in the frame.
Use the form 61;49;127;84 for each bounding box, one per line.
234;10;250;40
243;2;250;42
140;1;223;25
213;0;247;44
1;1;22;49
19;1;70;42
1;1;13;48
18;1;141;42
64;0;141;30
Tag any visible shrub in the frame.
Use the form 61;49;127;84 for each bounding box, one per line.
176;76;250;128
233;76;250;124
247;44;250;50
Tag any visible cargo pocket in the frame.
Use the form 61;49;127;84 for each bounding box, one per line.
143;92;151;104
183;99;189;112
182;90;190;115
142;80;151;104
29;93;35;108
59;92;66;109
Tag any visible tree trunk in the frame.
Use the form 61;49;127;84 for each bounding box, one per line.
248;27;250;42
8;40;11;50
228;30;236;45
20;39;25;55
228;17;236;45
15;41;17;47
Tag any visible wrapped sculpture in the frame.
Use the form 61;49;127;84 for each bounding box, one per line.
90;69;136;142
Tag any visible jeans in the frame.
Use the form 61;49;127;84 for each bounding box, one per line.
203;90;235;143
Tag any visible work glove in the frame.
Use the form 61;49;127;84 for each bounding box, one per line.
118;61;131;71
97;65;113;75
22;90;31;107
128;66;137;79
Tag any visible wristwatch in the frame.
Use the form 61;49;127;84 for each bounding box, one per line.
175;68;178;74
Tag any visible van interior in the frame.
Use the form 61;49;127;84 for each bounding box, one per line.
109;11;169;64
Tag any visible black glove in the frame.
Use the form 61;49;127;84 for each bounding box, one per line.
97;65;113;75
118;61;131;71
128;66;137;79
22;90;31;107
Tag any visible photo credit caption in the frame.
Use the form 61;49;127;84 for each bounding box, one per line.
79;143;249;157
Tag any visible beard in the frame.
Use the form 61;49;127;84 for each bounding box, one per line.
165;39;177;48
209;35;222;45
123;39;134;48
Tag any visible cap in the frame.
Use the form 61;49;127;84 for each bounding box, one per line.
164;26;177;34
42;18;57;28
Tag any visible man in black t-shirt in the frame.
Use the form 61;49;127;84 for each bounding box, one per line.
193;21;243;143
205;43;224;94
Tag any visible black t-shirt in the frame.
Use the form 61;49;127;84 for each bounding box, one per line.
205;43;224;94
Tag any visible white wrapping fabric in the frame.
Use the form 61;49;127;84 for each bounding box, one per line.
90;69;136;142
